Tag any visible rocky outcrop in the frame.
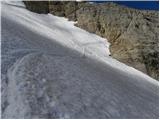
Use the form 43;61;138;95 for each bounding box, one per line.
75;2;159;80
23;1;49;14
48;1;86;21
23;1;159;80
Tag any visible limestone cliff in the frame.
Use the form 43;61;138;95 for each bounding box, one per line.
23;1;159;80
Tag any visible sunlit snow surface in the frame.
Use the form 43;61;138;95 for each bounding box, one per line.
1;1;159;119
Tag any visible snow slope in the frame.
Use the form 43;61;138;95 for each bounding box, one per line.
1;1;159;119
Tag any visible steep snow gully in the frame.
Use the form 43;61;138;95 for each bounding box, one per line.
1;1;159;119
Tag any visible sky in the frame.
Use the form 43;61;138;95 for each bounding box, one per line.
94;1;159;10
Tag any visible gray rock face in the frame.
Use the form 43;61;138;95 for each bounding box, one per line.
75;2;159;80
23;1;49;14
24;1;159;80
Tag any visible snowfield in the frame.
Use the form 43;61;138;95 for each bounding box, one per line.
1;1;159;119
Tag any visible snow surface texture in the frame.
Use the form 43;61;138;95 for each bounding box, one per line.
1;1;159;119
